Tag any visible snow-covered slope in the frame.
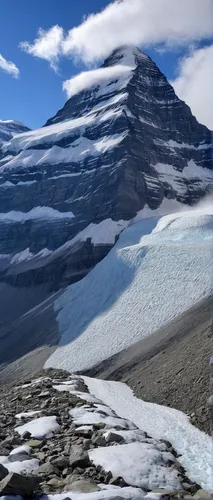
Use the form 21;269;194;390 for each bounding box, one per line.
46;205;213;372
0;119;30;146
0;46;212;328
83;376;213;493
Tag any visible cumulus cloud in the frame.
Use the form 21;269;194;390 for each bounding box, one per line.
20;25;64;71
172;45;213;130
62;0;213;63
0;53;20;78
63;64;134;98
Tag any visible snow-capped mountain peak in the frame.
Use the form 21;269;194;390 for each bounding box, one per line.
0;119;30;146
0;46;212;327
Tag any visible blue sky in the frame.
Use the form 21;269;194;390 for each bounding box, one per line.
0;0;109;128
0;0;212;129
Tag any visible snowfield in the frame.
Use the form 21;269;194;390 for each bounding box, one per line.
46;205;213;372
83;376;213;493
52;375;213;493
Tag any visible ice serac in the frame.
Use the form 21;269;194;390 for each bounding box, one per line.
0;46;212;320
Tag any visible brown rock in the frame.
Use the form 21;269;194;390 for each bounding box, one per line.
194;489;212;498
27;439;43;448
64;478;99;493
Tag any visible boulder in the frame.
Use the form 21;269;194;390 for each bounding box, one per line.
8;451;31;463
105;432;124;444
22;431;32;439
0;472;40;496
0;464;8;480
92;436;106;447
74;428;93;438
34;462;60;477
51;456;70;469
109;476;126;487
69;446;90;469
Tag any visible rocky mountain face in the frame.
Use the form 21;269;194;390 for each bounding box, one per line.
0;46;212;321
0;120;30;146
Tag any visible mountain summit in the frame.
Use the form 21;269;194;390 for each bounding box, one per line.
0;46;212;324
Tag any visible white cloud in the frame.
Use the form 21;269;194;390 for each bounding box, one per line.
63;63;134;98
20;25;64;72
0;53;20;78
62;0;213;63
172;45;213;130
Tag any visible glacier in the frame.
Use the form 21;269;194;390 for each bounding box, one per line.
46;204;213;372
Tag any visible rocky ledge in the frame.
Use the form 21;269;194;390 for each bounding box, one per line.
0;369;211;499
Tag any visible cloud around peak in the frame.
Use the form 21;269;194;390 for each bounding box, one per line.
0;53;20;78
62;0;213;63
19;0;213;69
63;63;135;99
20;25;64;72
172;45;213;130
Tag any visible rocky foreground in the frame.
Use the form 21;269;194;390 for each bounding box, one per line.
0;369;211;499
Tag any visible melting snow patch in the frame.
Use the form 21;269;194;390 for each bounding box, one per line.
84;376;213;493
10;445;31;456
70;404;136;430
15;410;41;419
0;455;39;474
41;486;146;499
89;442;181;491
15;416;59;439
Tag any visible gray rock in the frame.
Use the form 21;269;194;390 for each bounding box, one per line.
109;476;127;487
182;482;198;494
51;456;70;469
8;451;31;463
22;431;32;439
74;428;93;438
92;436;106;447
0;447;10;456
105;432;124;444
4;437;23;447
0;464;8;480
69;446;90;469
34;462;60;477
0;472;40;496
47;477;66;488
64;444;71;455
